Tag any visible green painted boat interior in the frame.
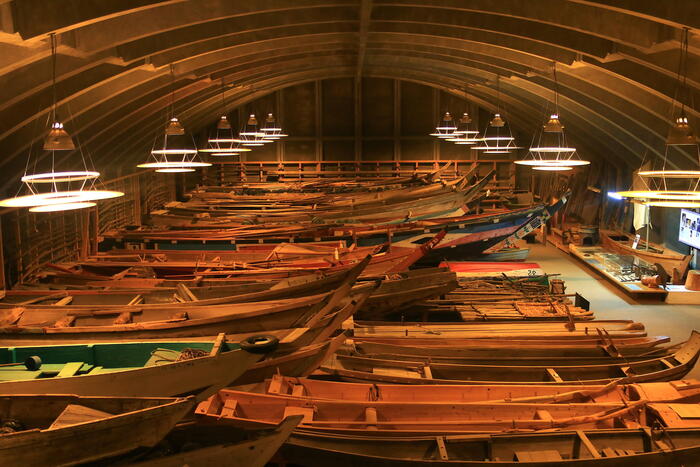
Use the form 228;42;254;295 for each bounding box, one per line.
0;341;241;381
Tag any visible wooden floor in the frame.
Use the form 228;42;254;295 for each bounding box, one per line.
531;242;700;380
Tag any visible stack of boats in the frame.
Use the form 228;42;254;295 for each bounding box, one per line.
2;170;700;466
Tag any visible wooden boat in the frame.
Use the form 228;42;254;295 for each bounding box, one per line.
0;283;357;341
173;174;470;214
338;340;681;366
100;195;561;255
0;394;194;466
318;331;700;385
357;268;458;320
0;334;263;398
388;300;593;322
281;425;700;466
478;246;530;262
349;335;673;357
233;332;348;385
30;237;441;286
350;320;648;340
243;375;700;405
149;176;481;227
3;256;371;310
600;229;691;280
196;389;643;435
130;415;302;467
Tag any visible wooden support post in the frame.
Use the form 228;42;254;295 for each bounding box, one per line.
0;217;5;293
132;176;142;226
79;209;90;260
90;207;99;257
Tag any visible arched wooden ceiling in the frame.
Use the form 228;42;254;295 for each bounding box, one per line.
0;0;698;189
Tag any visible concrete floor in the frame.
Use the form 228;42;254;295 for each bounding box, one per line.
528;242;700;379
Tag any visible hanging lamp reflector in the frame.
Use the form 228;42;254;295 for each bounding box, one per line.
43;122;76;151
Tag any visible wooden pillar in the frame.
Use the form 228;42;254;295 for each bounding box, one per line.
276;90;285;162
0;217;5;293
132;176;142;226
354;78;362;162
79;209;90;260
315;80;322;162
393;80;401;161
432;88;439;161
91;207;99;256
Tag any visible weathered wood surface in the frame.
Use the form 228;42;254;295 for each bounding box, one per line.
281;426;700;466
0;395;194;466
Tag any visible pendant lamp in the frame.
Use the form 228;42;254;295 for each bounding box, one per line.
473;76;521;154
260;113;288;140
516;63;589;171
429;112;457;139
198;80;250;157
239;114;273;146
613;28;700;207
138;65;211;173
0;34;123;212
446;112;480;145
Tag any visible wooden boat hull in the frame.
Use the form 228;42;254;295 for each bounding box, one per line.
0;275;366;341
0;395;194;467
347;336;673;357
319;331;700;386
132;416;302;467
0;340;262;397
600;229;691;281
281;427;700;466
233;333;348;385
250;375;700;405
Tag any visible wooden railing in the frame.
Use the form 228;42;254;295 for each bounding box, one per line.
0;171;175;288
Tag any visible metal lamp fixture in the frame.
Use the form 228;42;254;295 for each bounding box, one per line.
667;28;697;146
429;112;457;138
516;63;589;171
138;65;211;173
612;28;700;207
198;80;251;157
473;76;521;154
0;33;123;212
260;113;288;139
472;114;521;154
240;114;273;146
446;112;480;145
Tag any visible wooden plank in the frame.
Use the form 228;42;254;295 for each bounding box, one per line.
576;430;601;458
18;293;67;305
546;368;563;382
209;333;225;356
514;450;562;461
220;398;238;418
659;358;674;369
57;362;85;378
176;283;198;302
127;295;144;306
436;437;449;461
53;296;74;306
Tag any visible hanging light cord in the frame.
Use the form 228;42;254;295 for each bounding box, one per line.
50;33;58;123
220;78;226;115
169;64;175;119
675;28;690;117
553;62;559;115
